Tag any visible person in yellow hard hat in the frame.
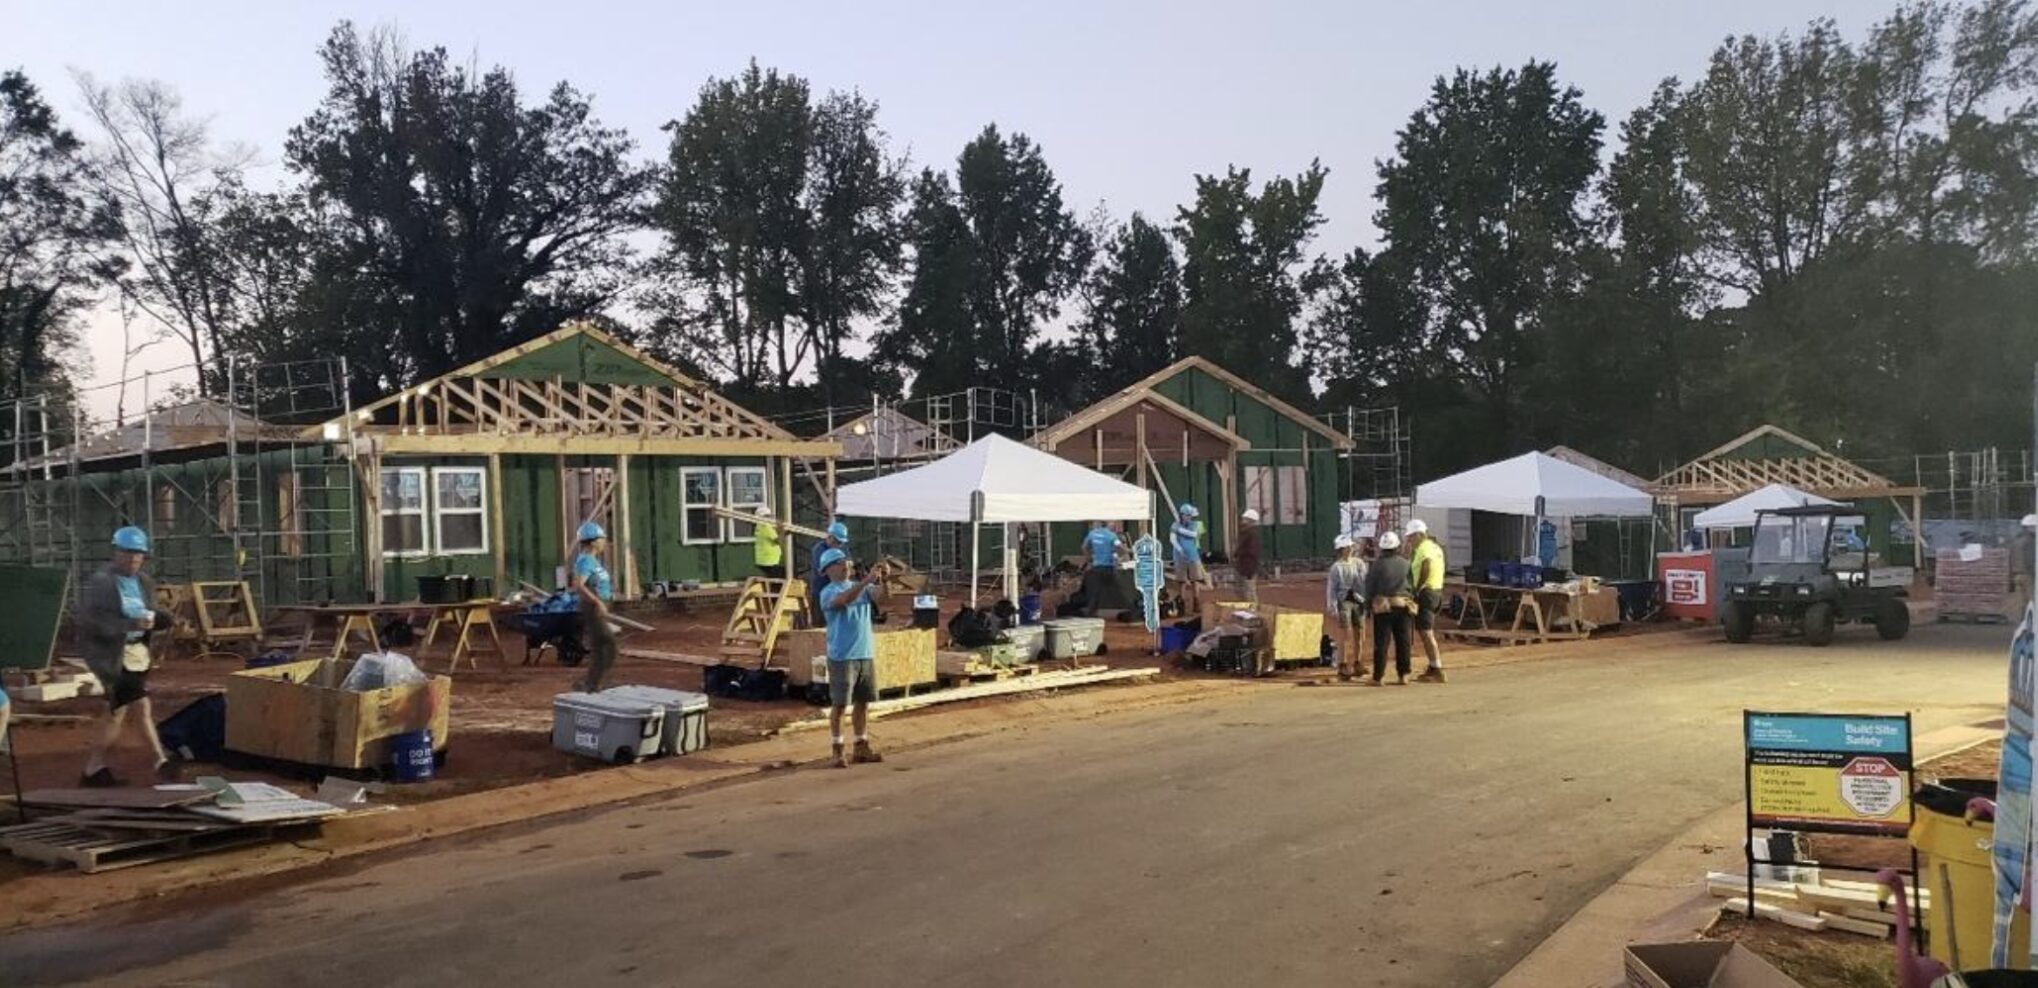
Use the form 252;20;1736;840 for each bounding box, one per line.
79;527;174;786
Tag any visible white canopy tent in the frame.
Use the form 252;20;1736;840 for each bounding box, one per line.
1416;451;1655;518
1691;483;1839;530
835;433;1153;600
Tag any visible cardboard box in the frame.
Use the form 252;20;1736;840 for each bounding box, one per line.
1623;941;1803;988
225;657;451;770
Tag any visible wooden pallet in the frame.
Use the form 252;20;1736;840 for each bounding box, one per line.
0;819;272;873
938;662;1041;688
1938;612;2009;625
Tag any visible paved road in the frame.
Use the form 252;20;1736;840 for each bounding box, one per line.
3;625;2015;987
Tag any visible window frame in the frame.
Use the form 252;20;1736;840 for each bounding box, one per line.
1242;465;1276;522
430;466;490;557
1275;464;1307;526
379;466;429;558
723;466;771;543
680;467;723;546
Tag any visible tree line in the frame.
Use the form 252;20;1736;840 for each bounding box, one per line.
2;5;2035;481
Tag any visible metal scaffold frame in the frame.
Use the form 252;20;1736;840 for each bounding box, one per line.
1325;405;1412;503
0;356;361;608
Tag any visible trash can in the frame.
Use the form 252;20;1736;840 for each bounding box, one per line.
1912;780;2029;972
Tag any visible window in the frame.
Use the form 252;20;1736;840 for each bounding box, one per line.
214;480;236;535
564;467;614;540
725;466;770;542
1275;466;1307;526
1242;466;1275;521
380;467;427;555
276;473;303;557
154;485;177;528
432;467;489;555
681;468;721;545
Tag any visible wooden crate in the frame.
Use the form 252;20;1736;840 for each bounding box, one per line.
224;657;451;771
782;627;936;692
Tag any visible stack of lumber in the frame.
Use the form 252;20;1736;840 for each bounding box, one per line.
9;660;103;703
0;780;348;874
1937;547;2010;619
778;665;1159;733
1705;870;1926;939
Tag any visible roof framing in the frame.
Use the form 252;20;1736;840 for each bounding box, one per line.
1651;424;1921;504
1033;386;1250;455
1123;356;1354;451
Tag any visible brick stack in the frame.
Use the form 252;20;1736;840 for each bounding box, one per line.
1936;546;2010;618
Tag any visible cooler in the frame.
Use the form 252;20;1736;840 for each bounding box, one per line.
552;691;664;764
1004;623;1046;660
1656;550;1718;621
1044;617;1106;659
600;685;710;756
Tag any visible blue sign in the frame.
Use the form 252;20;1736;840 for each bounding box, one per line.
1745;713;1911;755
1133;534;1163;633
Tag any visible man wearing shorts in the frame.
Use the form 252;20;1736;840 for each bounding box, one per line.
79;526;174;786
1405;519;1447;683
1171;503;1208;610
1325;534;1368;681
819;548;888;768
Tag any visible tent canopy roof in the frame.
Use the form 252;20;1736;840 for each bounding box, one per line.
1691;483;1840;529
835;433;1151;523
1416;451;1655;518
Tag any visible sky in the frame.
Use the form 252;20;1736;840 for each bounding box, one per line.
2;0;1900;421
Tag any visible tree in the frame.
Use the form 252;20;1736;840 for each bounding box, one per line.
1373;62;1604;455
0;70;119;415
285;22;650;397
1074;213;1181;403
876;125;1090;399
802;90;907;402
1173;163;1327;396
76;74;249;394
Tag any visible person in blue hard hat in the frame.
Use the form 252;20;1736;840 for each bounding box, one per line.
1171;504;1208;610
809;520;850;621
79;526;174;786
817;547;888;768
570;520;617;692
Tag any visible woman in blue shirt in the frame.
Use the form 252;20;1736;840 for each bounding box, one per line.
571;521;617;692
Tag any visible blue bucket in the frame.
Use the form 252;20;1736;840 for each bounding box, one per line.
390;730;435;783
1019;593;1043;625
1159;624;1197;655
1485;562;1507;586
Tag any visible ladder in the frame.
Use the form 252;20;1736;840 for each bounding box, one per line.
719;576;811;668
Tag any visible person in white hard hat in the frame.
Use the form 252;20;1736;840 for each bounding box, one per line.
1325;534;1368;681
1232;508;1263;606
1404;518;1447;683
752;504;783;581
1364;531;1415;685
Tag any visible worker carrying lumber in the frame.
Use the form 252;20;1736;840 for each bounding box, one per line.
1405;519;1447;684
752;504;782;581
818;548;888;769
79;526;175;786
1326;534;1368;682
1232;509;1263;606
1364;532;1415;685
570;520;618;693
1171;504;1208;610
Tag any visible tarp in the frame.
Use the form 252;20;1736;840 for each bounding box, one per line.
1416;451;1654;518
835;433;1151;523
1691;483;1839;530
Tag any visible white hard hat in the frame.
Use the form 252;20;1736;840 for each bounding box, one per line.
1379;531;1402;551
1333;534;1353;550
1241;509;1260;522
2025;514;2037;528
754;504;773;516
1404;518;1429;536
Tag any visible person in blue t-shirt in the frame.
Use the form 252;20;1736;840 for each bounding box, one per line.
80;527;172;786
570;521;617;692
1170;503;1208;609
818;548;888;768
808;521;850;623
1084;522;1126;571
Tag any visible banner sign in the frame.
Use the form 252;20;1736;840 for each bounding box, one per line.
1133;535;1163;634
1745;711;1913;836
1664;569;1708;608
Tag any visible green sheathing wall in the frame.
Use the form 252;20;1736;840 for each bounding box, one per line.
500;454;565;592
629;455;772;586
481;334;676;386
1145;365;1339;561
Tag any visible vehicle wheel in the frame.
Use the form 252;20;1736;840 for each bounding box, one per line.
1876;599;1912;641
613;746;633;765
1723;602;1755;643
1803;602;1836;647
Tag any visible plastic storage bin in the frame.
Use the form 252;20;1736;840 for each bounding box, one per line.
552;691;664;764
600;685;710;755
1044;617;1106;659
1004;623;1046;660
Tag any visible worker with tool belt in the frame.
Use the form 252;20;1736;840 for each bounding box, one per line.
1405;519;1447;683
571;520;618;693
79;526;176;786
752;504;783;581
1326;534;1368;681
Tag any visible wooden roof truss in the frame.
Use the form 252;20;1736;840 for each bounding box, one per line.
1651;425;1919;503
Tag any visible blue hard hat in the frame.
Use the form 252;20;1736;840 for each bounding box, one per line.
827;521;849;543
1179;503;1198;517
112;526;150;554
818;547;848;572
576;520;607;542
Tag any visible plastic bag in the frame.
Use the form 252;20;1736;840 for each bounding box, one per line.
341;652;427;691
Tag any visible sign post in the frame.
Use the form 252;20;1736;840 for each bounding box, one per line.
1133;534;1162;637
1743;711;1916;921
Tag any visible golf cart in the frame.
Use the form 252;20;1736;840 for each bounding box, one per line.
1722;504;1913;646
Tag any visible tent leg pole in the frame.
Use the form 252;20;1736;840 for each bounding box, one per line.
1002;522;1015;603
969;523;981;607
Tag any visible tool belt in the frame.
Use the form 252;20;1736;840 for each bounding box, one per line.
1371;594;1416;615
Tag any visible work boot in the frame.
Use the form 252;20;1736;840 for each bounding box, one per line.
80;767;118;788
853;740;884;764
1416;668;1447;684
831;743;849;769
1363;677;1382;687
1396;673;1407;686
155;757;184;783
1336;669;1353;683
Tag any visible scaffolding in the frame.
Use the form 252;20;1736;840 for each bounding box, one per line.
1326;405;1412;503
1910;447;2036;552
0;356;361;608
